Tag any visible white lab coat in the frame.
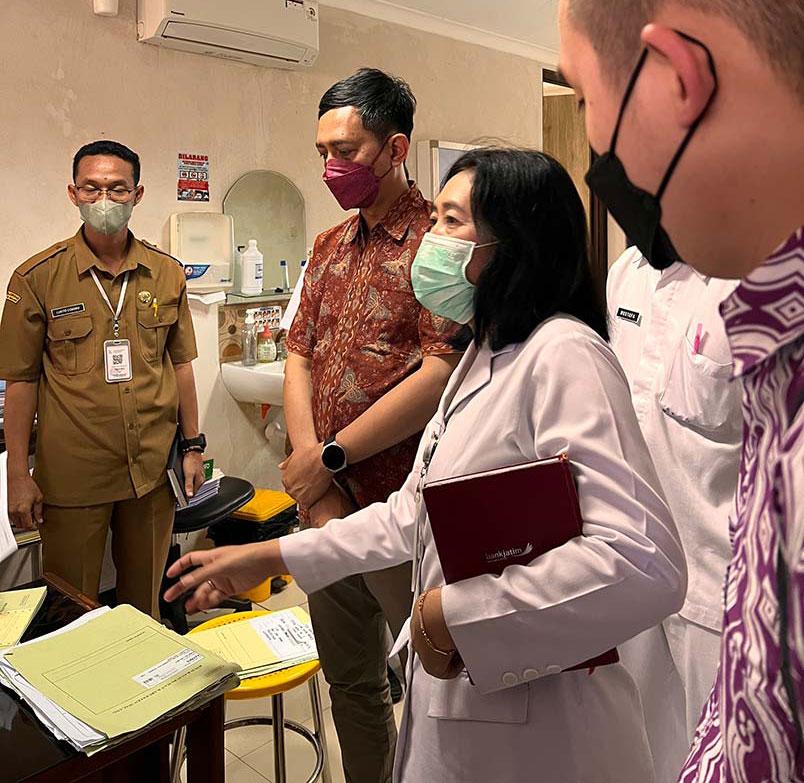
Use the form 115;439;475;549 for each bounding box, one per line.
281;314;686;783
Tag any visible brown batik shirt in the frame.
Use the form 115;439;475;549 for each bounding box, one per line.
287;185;462;509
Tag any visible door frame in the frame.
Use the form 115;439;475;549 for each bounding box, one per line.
542;67;609;290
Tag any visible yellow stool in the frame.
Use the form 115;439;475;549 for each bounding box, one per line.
186;610;331;783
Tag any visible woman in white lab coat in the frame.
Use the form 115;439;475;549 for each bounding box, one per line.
166;149;685;782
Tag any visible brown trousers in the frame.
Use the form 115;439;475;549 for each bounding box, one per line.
42;483;174;618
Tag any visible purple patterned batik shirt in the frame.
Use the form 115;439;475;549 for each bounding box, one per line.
680;227;804;782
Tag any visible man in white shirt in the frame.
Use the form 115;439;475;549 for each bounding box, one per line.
607;247;742;781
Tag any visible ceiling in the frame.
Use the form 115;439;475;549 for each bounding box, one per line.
320;0;560;63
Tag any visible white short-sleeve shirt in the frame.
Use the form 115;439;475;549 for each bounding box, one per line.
607;247;742;631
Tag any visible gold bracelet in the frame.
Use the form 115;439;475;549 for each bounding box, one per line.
416;592;457;659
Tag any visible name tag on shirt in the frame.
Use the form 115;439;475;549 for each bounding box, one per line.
51;303;85;319
104;339;133;383
616;307;642;325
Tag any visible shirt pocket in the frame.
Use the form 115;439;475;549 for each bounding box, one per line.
659;336;739;433
427;670;529;724
46;315;95;375
136;304;178;363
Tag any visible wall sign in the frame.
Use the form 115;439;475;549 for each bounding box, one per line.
177;152;209;202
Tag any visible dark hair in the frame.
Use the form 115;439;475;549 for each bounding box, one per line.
444;148;608;350
318;68;416;141
73;140;141;184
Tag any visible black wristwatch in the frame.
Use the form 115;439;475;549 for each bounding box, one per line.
180;433;207;454
321;435;348;473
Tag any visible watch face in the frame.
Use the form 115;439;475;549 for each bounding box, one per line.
322;442;346;471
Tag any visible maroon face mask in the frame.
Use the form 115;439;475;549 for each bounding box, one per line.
322;138;393;210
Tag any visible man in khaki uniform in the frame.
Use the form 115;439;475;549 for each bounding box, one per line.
0;140;206;617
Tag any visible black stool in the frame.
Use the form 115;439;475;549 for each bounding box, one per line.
159;476;255;633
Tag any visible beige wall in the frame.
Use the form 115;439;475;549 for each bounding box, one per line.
0;0;545;488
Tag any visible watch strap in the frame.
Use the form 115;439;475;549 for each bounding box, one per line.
180;433;206;453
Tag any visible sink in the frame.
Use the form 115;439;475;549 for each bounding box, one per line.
221;360;286;406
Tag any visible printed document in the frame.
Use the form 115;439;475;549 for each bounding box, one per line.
191;607;318;678
0;586;47;647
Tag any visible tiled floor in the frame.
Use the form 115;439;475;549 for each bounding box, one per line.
183;580;405;782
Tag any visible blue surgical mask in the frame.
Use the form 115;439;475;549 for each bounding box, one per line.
411;232;497;324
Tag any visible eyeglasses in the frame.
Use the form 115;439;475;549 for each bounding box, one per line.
73;185;136;203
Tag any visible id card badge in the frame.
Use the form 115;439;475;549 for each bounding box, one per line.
104;339;133;383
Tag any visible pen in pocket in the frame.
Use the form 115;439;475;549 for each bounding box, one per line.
692;322;703;355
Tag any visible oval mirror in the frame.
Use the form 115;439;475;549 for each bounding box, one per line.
223;171;306;292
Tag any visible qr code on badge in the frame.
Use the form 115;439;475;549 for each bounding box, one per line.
113;354;123;365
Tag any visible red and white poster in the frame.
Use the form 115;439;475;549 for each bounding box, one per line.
177;152;209;201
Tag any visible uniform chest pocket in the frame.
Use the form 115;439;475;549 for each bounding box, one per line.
427;671;529;724
46;315;95;375
136;304;178;363
659;337;740;434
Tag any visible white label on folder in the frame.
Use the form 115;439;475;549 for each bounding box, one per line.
133;648;202;688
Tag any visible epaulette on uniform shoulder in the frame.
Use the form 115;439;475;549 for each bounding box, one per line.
16;240;71;276
141;239;184;267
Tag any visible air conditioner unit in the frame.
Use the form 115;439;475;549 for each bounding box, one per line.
137;0;319;69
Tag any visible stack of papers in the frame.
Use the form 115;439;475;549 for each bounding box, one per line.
192;607;318;679
13;528;41;547
184;477;221;510
0;586;47;647
0;604;240;754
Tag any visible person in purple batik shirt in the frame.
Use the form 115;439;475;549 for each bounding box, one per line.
556;1;804;781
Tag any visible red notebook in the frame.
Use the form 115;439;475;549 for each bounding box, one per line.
423;453;618;672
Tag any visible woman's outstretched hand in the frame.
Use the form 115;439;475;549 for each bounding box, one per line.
163;541;286;613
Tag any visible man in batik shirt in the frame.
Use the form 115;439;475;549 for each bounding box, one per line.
282;69;462;782
557;1;804;781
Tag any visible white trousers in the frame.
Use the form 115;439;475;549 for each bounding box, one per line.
620;614;721;783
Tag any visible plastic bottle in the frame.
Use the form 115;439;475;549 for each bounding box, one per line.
257;325;277;363
240;240;264;296
279;259;290;292
242;309;258;366
295;258;307;290
276;330;288;361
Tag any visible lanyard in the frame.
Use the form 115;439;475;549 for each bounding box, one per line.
90;269;129;338
409;349;477;593
411;426;441;594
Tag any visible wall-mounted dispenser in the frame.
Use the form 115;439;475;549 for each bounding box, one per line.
169;212;234;293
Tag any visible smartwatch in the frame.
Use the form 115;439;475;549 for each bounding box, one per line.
321;435;348;473
180;433;207;454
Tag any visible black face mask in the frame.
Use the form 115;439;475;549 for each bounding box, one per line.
585;32;718;270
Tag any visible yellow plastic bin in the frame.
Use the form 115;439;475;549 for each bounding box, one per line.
207;489;298;604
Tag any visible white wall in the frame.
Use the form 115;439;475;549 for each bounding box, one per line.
0;0;546;488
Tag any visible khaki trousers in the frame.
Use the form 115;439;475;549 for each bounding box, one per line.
308;562;413;783
42;483;174;618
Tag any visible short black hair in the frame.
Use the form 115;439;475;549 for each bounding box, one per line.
73;140;141;184
318;68;416;141
444;148;608;351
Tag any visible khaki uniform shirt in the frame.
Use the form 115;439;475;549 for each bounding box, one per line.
0;228;197;507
